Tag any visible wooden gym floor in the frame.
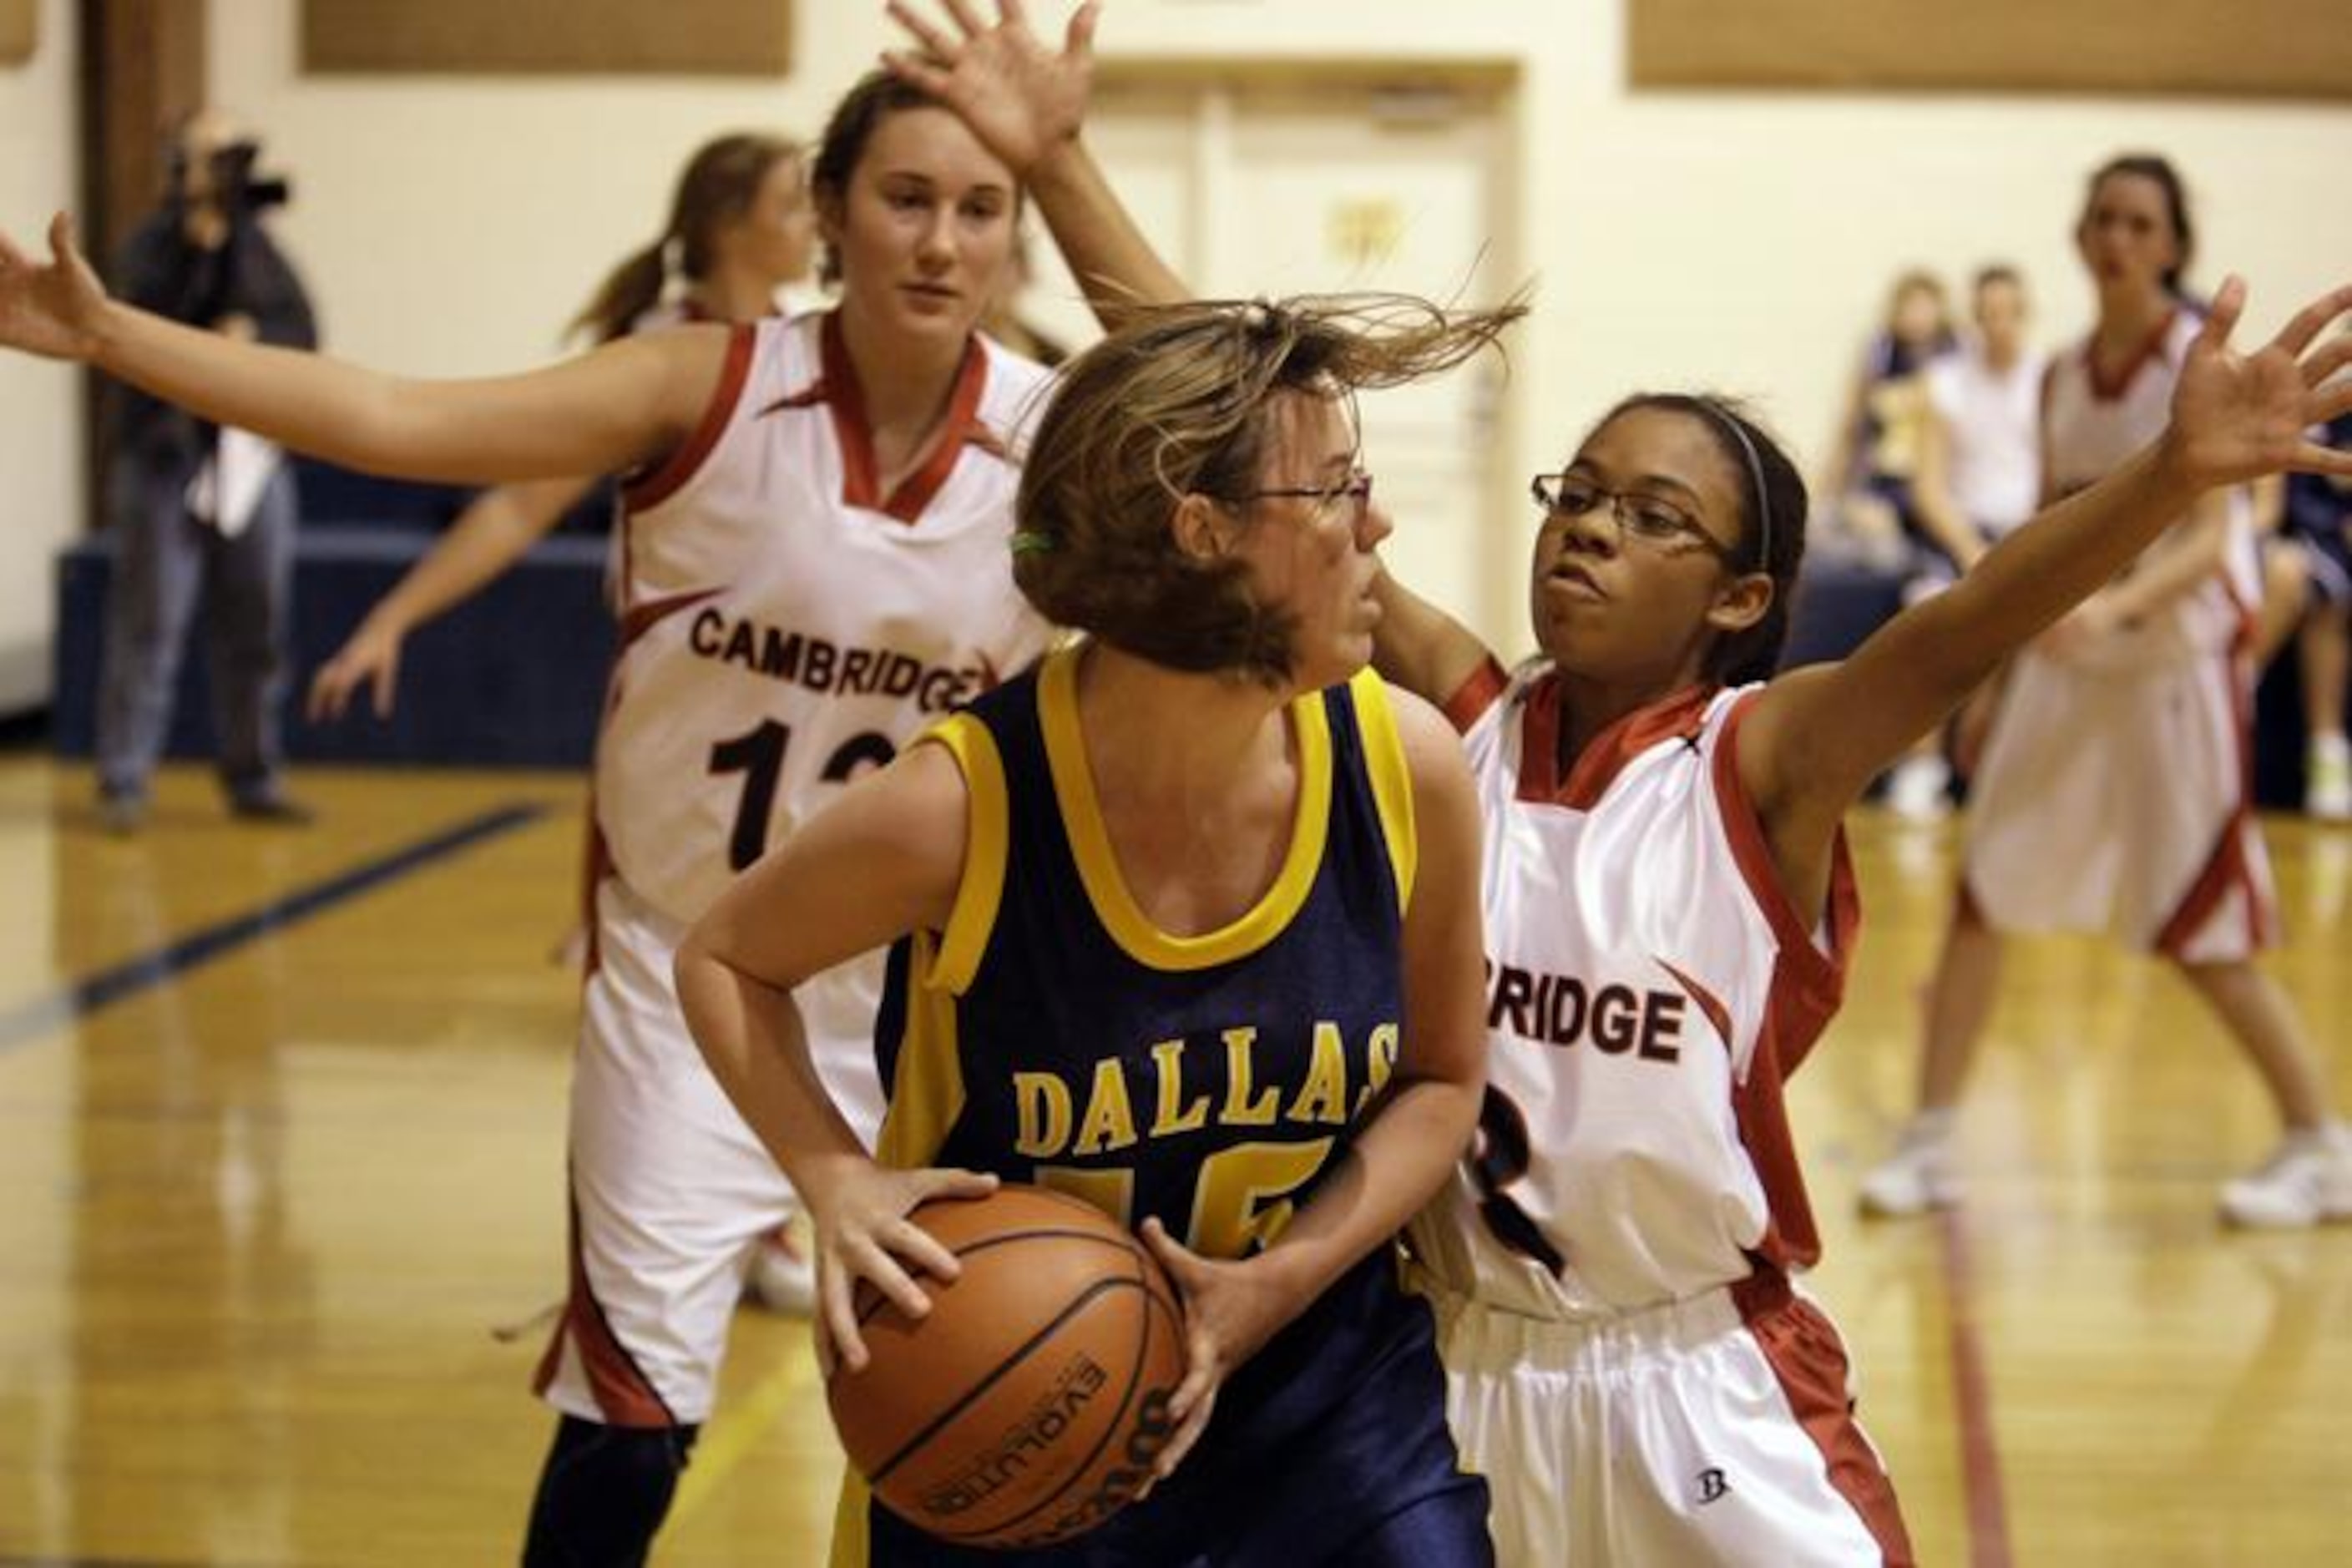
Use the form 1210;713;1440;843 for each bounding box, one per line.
0;755;2345;1565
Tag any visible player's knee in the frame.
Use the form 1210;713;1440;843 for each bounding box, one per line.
521;1414;701;1568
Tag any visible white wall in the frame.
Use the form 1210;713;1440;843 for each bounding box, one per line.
0;0;81;711
204;0;2352;655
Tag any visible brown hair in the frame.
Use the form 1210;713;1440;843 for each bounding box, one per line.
2083;152;2195;297
1016;292;1526;685
569;131;800;345
811;70;989;287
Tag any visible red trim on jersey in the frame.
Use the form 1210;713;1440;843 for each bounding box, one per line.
1441;656;1510;734
1732;1270;1919;1566
533;1185;680;1429
817;312;993;524
622;322;757;511
2084;307;2182;403
964;422;1011;463
1709;692;1858;1041
617;587;721;652
1711;691;1862;1274
883;335;990;522
765;382;829;413
1516;677;1713;809
2155;650;2274;956
579;827;612;978
1657;959;1735;1053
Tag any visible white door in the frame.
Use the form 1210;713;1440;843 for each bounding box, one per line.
1018;74;1521;645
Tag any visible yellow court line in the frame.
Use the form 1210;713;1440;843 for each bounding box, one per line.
669;1333;825;1522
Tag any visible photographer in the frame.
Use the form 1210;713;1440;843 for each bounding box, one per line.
96;108;316;832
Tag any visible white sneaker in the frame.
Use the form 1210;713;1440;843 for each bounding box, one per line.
1859;1125;1961;1217
2308;734;2352;822
1885;754;1952;824
745;1231;817;1316
2219;1127;2352;1229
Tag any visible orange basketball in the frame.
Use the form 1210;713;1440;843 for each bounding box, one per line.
826;1184;1186;1550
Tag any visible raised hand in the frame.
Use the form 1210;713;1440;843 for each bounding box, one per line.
308;619;406;723
883;0;1100;176
2165;277;2352;492
0;212;112;362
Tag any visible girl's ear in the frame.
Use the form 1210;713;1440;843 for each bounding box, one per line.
1705;570;1774;640
1171;492;1236;563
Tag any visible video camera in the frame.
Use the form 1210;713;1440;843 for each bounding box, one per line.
205;139;292;214
215;139;291;212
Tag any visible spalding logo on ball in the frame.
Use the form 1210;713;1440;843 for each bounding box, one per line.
827;1184;1187;1549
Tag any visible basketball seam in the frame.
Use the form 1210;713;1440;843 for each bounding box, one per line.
928;1261;1177;1545
864;1274;1144;1490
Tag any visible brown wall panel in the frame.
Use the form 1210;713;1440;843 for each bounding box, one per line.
1630;0;2352;99
303;0;791;77
0;0;36;65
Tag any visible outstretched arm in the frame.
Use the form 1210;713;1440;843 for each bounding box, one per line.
308;475;600;721
886;0;1188;323
0;213;720;483
1740;277;2352;909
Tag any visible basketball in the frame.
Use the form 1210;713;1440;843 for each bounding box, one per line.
826;1184;1187;1550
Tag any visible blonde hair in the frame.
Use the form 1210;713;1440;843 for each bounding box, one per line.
1017;292;1525;685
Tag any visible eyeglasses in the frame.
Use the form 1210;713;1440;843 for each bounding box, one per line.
1230;470;1375;525
1529;472;1737;561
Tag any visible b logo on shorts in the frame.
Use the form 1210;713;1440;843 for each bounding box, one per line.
1696;1467;1730;1505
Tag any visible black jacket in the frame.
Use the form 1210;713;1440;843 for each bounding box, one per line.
109;206;319;473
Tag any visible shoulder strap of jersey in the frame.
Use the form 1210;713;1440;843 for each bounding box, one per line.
917;711;1011;996
1345;668;1418;916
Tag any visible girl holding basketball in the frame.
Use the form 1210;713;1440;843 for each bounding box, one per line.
0;68;1066;1566
675;287;1516;1565
881;7;2352;1564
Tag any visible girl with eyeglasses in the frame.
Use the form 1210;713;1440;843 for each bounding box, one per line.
881;8;2352;1564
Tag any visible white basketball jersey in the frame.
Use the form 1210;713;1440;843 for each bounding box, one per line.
1925;343;2044;535
2043;309;2255;665
1409;666;1858;1319
597;311;1055;926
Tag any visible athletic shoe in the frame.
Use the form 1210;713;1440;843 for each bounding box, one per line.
2308;735;2352;822
97;789;148;837
1859;1123;1961;1216
2219;1126;2352;1228
1885;754;1952;824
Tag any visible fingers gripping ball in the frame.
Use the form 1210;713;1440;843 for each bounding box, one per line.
828;1185;1186;1549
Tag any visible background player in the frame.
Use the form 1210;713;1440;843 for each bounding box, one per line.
1861;154;2352;1228
303;129;829;1318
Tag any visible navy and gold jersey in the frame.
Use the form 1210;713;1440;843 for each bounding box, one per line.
842;644;1492;1567
877;643;1417;1237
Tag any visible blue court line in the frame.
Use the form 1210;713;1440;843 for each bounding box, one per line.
0;802;549;1055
